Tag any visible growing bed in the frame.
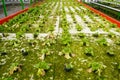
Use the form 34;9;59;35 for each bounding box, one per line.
0;0;120;80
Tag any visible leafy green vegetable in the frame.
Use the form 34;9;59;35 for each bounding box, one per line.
92;33;99;37
84;47;94;56
97;38;108;46
64;63;73;72
61;46;74;59
0;25;4;32
16;31;24;39
88;62;106;76
61;32;72;46
34;61;51;76
34;61;50;70
78;33;86;38
106;51;115;56
9;63;22;75
76;24;82;31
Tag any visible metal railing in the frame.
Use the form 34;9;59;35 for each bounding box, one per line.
89;2;120;20
0;0;31;4
0;0;34;17
91;2;120;12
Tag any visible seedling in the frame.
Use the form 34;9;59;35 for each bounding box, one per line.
108;32;116;38
110;23;116;28
78;33;86;38
61;32;72;46
48;25;54;32
16;31;24;39
28;40;37;46
92;33;99;37
0;26;4;32
97;38;108;46
91;26;98;31
76;24;82;31
9;63;22;75
43;38;55;47
64;63;73;72
40;48;51;60
62;47;73;59
118;63;120;70
88;62;106;76
37;68;45;76
84;47;94;56
106;51;115;56
81;38;89;46
34;61;51;76
116;40;120;45
103;27;109;32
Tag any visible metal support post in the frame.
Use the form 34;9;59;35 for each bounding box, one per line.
2;0;7;16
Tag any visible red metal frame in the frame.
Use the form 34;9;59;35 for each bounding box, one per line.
79;2;120;27
0;8;29;24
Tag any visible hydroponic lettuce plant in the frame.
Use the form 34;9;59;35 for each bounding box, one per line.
109;23;117;28
42;48;51;56
115;40;120;45
27;40;38;47
88;62;106;76
108;32;116;38
61;31;72;46
20;24;29;32
9;63;23;75
76;24;82;31
84;47;94;56
47;25;54;32
16;31;25;39
64;62;74;72
9;40;20;48
40;48;51;60
106;49;115;56
34;61;51;76
90;24;98;31
80;37;89;46
118;63;120;70
0;25;4;32
59;46;74;59
78;33;86;38
92;33;100;37
96;38;108;46
42;34;57;46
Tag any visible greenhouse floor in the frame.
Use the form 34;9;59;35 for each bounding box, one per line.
0;4;29;19
0;0;120;80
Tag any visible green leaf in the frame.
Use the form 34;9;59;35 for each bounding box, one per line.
34;61;50;70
